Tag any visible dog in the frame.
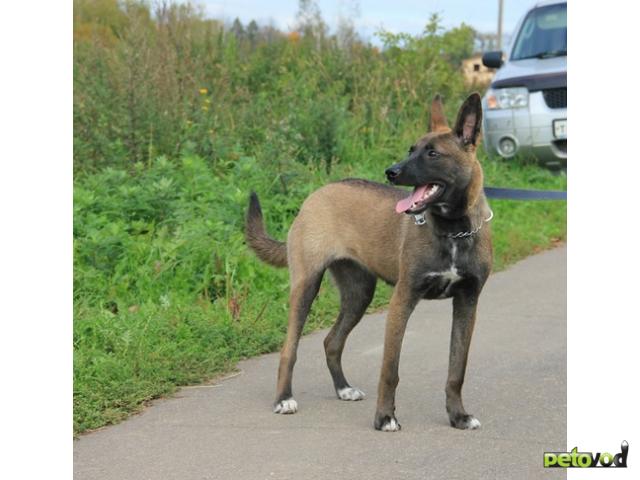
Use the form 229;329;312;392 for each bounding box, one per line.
245;93;492;431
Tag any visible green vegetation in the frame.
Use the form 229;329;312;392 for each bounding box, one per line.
73;0;566;434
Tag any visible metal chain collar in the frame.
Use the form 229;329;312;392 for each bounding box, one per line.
412;209;494;239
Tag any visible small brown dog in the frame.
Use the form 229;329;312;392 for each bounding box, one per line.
246;93;492;431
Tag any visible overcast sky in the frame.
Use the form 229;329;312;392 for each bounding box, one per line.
194;0;538;43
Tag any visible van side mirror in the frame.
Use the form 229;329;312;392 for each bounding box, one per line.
482;51;504;69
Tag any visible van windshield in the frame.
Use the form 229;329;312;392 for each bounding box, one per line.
511;3;567;61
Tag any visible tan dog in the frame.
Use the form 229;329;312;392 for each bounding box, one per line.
246;93;492;431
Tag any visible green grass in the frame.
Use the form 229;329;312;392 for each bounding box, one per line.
73;152;566;434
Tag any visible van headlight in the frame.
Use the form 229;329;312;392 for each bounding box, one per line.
486;87;529;109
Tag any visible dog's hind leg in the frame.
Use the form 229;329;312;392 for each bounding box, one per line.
446;290;481;429
324;260;376;401
273;267;324;414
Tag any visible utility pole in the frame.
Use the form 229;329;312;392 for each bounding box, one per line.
497;0;504;50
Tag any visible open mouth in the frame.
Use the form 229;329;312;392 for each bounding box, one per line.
395;183;444;214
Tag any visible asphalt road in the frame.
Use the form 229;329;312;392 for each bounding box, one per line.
74;247;566;480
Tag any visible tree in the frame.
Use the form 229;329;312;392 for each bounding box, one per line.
247;20;259;49
231;17;245;40
295;0;327;49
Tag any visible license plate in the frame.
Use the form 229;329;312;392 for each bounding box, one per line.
553;119;567;139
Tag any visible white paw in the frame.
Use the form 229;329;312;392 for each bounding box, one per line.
452;414;481;429
381;418;400;432
467;417;481;429
273;398;298;414
337;387;365;401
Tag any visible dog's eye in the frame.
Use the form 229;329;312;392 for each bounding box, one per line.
427;149;439;158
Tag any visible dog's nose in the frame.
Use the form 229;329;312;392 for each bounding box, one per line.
385;167;401;182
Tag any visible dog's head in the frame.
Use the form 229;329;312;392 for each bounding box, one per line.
386;93;484;218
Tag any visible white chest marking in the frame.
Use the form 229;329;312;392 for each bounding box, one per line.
426;266;461;282
425;241;462;296
430;267;462;283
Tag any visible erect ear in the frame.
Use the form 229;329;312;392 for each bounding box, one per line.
453;93;483;146
429;94;450;133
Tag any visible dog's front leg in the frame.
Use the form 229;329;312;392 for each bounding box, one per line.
374;284;420;432
446;290;481;429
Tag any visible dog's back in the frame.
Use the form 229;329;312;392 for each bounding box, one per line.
247;179;408;284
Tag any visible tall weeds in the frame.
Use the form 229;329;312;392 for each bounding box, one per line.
74;0;475;172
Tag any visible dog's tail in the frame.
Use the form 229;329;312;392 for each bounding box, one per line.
245;192;288;268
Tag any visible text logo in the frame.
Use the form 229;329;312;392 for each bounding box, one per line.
544;441;628;468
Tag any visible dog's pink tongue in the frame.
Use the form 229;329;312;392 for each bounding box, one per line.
395;185;428;213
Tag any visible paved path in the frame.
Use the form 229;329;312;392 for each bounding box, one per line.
74;247;566;480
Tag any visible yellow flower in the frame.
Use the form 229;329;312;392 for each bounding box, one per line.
288;31;300;43
199;88;208;95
